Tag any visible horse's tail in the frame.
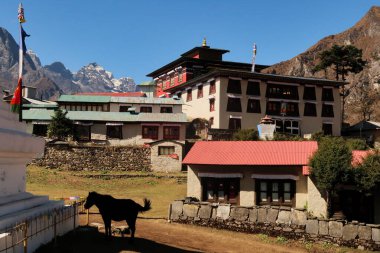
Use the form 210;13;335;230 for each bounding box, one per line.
138;198;151;213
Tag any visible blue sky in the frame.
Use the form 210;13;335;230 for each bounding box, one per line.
0;1;378;84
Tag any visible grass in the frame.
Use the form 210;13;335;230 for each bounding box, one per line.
26;165;187;218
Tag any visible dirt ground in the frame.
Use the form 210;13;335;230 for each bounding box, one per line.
36;213;340;253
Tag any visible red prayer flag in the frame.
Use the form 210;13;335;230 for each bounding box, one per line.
10;78;22;113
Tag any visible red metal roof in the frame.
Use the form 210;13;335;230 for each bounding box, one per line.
352;150;373;167
75;92;146;97
183;141;318;166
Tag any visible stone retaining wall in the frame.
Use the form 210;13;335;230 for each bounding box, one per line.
169;201;380;251
32;144;151;171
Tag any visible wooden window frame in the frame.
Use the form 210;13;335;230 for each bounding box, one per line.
246;81;260;96
158;146;175;156
322;88;334;101
163;126;180;140
197;85;203;99
209;98;215;112
266;84;299;100
160;107;173;113
322;104;334;117
227;79;242;94
303;86;316;100
226;97;242;112
142;126;159;139
106;125;123;139
186;89;192;102
140;106;152;113
209;81;216;95
202;178;240;205
256;179;295;207
228;118;241;130
304;103;317;117
322;123;333;135
247;99;261;113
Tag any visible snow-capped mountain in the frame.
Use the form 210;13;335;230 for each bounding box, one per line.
0;27;137;100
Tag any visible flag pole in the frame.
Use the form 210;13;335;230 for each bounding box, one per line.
18;21;23;122
251;43;257;73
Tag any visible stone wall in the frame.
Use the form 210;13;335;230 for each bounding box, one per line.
169;201;380;251
32;144;151;171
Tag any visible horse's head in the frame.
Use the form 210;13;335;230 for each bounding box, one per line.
84;191;97;209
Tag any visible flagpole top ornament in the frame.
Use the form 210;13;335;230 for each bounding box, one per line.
18;3;26;23
202;38;207;47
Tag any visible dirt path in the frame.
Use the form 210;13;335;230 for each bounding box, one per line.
77;214;308;253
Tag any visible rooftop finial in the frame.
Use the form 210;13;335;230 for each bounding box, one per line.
202;37;207;47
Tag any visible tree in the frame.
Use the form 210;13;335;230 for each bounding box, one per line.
309;137;352;217
355;152;380;193
350;81;379;121
47;108;73;141
313;44;366;124
313;44;366;81
232;129;259;141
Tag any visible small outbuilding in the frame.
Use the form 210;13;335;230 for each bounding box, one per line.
183;141;328;217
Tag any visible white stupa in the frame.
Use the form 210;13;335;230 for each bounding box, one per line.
0;100;76;252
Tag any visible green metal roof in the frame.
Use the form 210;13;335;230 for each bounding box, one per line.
58;95;111;103
23;104;58;108
57;94;183;105
138;80;155;86
22;110;187;123
110;96;183;105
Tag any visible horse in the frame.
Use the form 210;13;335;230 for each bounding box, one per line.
84;191;151;242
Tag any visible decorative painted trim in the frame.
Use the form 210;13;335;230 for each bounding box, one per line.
322;121;334;124
208;95;215;100
106;122;123;126
196;83;203;87
198;173;243;178
142;124;160;126
207;78;215;83
305;84;316;87
227;94;242;98
251;174;299;181
267;81;300;86
323;102;335;105
229;77;242;81
73;121;93;126
247;96;261;100
268;98;299;103
303;100;317;104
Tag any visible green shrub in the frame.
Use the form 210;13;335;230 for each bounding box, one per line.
232;129;259;141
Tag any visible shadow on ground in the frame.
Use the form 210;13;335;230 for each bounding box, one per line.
35;226;201;253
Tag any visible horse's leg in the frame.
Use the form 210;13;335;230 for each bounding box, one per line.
126;214;137;243
102;215;112;239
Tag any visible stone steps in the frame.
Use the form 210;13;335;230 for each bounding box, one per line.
0;193;63;231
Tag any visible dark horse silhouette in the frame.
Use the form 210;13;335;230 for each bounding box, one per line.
84;191;151;242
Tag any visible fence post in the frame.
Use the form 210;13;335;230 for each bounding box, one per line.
86;209;89;226
23;222;28;253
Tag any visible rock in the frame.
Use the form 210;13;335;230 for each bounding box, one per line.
329;221;343;238
266;208;279;223
216;204;230;220
198;204;212;219
170;201;183;220
372;228;380;242
319;220;329;235
248;208;258;222
183;204;199;218
358;226;372;240
306;219;319;235
290;209;307;226
342;224;358;241
276;210;291;225
257;208;267;223
230;207;249;221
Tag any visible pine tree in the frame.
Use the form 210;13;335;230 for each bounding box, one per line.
47;108;73;141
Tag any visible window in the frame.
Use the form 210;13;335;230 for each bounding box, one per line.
106;125;122;139
209;80;216;95
304;103;317;116
322;123;333;135
178;69;183;83
163;126;180;140
274;120;299;135
228;118;241;130
303;86;316;100
322;88;334;101
209;99;215;112
266;84;299;100
209;117;214;127
247;99;261;113
33;124;48;136
246;81;260;96
266;102;299;116
160;107;173;113
142;126;158;139
256;180;295;206
322;104;334;117
120;106;131;112
197;85;203;99
74;125;91;141
227;79;242;94
170;75;175;86
140;106;152;113
186;89;192;102
226;97;242;112
158;146;175;155
202;178;239;204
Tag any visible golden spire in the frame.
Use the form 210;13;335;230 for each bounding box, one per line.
202;37;207;47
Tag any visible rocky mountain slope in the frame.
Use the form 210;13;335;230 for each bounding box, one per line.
0;27;136;100
263;6;380;124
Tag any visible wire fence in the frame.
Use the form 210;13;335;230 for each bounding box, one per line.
0;200;84;253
